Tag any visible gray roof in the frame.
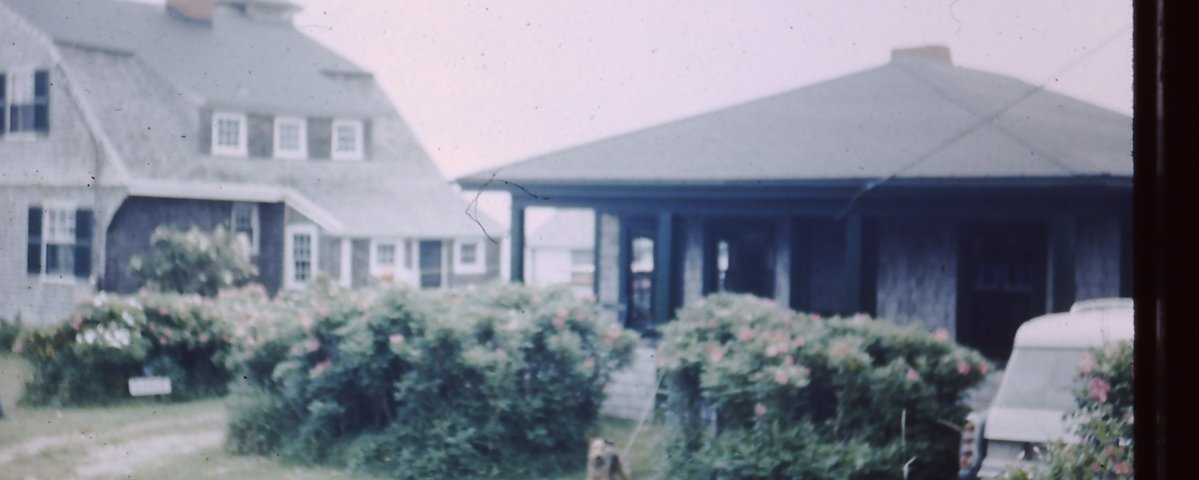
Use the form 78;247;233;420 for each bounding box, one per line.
528;209;594;249
460;54;1132;187
8;0;379;116
6;0;500;238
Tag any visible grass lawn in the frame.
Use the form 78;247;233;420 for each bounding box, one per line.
0;354;666;479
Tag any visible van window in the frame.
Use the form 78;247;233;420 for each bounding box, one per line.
993;348;1085;411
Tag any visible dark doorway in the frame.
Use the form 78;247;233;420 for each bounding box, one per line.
625;231;657;336
705;219;775;298
958;222;1049;361
419;240;443;289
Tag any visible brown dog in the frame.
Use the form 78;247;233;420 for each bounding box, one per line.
586;437;631;480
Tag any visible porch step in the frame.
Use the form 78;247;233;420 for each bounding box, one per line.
601;346;659;420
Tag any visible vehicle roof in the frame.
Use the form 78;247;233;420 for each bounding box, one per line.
1013;298;1133;349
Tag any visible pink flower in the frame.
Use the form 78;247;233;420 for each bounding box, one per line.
793;336;806;348
851;313;870;324
976;361;990;375
738;328;755;342
754;403;767;417
495;348;508;360
1079;352;1095;375
1088;377;1111;403
956;359;971;375
707;344;725;363
158;336;169;346
389;333;405;345
811;313;822;321
12;338;23;353
552;317;566;331
784;355;795;366
72;316;83;331
1112;462;1131;476
774;369;790;385
933;329;950;341
906;368;920;382
582;357;596;371
305;336;320;353
310;359;332;378
765;343;780;358
554;308;568;320
198;333;210;344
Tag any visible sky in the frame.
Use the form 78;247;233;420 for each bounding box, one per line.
277;0;1133;179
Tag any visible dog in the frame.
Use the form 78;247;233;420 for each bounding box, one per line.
587;437;631;480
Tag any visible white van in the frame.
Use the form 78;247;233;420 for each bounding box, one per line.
957;298;1134;479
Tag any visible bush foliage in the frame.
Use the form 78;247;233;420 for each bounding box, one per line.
656;294;989;480
15;291;234;406
222;282;639;479
0;314;21;353
1011;340;1133;479
129;225;257;297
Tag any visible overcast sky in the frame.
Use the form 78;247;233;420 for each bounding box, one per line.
274;0;1133;179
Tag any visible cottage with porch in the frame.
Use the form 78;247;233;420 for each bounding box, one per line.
459;46;1132;360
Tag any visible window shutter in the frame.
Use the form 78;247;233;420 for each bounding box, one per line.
27;206;42;275
33;70;49;133
0;73;7;135
74;208;94;279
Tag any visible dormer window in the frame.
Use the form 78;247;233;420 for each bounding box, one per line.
211;111;247;157
332;119;364;161
2;69;50;138
273;116;307;159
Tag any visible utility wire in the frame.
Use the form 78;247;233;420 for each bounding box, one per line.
833;23;1132;221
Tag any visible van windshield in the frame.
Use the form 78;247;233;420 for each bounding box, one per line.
993;348;1086;411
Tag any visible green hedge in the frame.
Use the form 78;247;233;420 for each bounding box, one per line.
656;294;989;480
222;282;639;479
16;290;234;406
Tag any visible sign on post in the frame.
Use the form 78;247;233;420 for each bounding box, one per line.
128;376;172;397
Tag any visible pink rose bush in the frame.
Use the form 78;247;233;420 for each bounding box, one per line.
656;293;988;480
225;283;637;480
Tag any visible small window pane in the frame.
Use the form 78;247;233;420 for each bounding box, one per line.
376;243;396;265
294;234;311;282
336;125;357;152
460;243;477;265
278;123;300;150
217;118;241;146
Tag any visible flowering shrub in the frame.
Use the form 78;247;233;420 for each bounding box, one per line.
223;283;639;479
656;294;989;480
0;314;21;352
16;291;234;406
1013;340;1133;479
129;225;257;297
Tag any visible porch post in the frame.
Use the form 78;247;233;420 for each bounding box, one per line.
773;218;792;306
843;214;863;315
655;211;676;324
510;202;525;282
1050;216;1078;312
681;216;705;305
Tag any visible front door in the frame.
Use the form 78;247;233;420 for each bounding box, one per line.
958;223;1048;361
419;240;443;289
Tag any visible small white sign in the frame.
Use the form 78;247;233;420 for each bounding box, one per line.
128;376;172;397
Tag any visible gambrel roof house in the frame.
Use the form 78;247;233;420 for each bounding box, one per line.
1;0;501;324
461;46;1132;360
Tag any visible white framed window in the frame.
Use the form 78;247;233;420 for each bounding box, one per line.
231;202;259;256
211;111;248;157
27;203;93;283
284;223;319;289
273;116;307;159
453;239;486;275
570;248;595;285
369;238;403;280
331;119;364;161
2;68;49;139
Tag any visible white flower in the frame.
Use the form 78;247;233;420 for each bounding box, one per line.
84;330;97;344
93;292;108;308
127;298;142;311
121;311;135;326
114;329;131;348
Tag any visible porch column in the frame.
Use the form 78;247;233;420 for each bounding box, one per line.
655;211;676;324
1050;216;1078;312
338;238;352;288
843;214;863;315
681;216;705;304
509;202;526;282
773;218;792;306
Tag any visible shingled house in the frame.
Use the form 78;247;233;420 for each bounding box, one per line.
1;0;500;324
459;46;1132;360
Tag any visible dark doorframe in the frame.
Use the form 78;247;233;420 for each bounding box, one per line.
418;240;443;289
956;221;1049;361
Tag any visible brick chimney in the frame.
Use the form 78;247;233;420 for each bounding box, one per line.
890;45;952;65
167;0;214;23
